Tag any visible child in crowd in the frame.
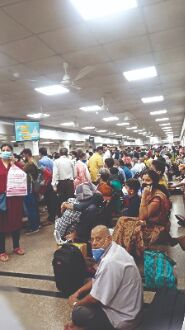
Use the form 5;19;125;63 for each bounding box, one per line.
123;178;141;217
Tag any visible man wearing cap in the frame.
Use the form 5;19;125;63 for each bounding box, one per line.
64;225;142;330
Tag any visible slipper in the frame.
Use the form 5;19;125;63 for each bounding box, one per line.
0;252;9;262
14;247;25;255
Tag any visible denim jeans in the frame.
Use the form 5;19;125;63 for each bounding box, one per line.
24;192;40;230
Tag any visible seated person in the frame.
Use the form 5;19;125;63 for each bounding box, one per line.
109;167;123;214
97;169;112;201
65;225;142;330
113;169;185;256
123;179;141;217
151;159;168;188
61;183;104;242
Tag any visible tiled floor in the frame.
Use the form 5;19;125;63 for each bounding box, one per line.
0;195;185;329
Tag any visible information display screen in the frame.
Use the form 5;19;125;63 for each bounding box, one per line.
15;121;40;142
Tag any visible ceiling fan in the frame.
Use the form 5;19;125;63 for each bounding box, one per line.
100;97;109;112
8;62;94;90
59;62;93;90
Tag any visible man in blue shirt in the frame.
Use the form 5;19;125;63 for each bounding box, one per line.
39;147;57;224
38;147;53;173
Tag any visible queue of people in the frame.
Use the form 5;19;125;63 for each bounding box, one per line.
0;142;185;329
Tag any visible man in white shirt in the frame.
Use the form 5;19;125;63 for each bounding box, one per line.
65;225;143;330
103;144;111;162
52;148;75;213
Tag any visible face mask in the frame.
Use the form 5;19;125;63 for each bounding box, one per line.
92;248;105;262
1;151;12;159
82;159;87;164
142;183;153;189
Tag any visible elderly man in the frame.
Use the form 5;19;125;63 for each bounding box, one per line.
64;225;142;330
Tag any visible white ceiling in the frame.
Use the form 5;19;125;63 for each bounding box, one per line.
0;0;184;140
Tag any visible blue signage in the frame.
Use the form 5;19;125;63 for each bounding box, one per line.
15;121;40;142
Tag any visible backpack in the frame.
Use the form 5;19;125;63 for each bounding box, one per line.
144;250;176;289
33;167;52;194
52;244;87;297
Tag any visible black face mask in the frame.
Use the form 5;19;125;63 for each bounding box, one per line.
142;183;153;189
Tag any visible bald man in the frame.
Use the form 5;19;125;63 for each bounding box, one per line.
64;225;142;330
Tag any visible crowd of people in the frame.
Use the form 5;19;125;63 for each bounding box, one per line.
0;142;185;329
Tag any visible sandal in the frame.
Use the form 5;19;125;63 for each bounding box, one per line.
14;247;25;255
0;252;9;262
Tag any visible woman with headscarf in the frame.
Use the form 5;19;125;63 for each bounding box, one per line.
54;182;103;243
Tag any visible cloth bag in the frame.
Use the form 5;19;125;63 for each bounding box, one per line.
144;250;176;289
0;193;7;212
6;164;27;197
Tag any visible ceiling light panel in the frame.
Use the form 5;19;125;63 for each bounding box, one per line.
96;129;107;133
27;113;50;119
103;117;119;122
141;96;164;103
82;126;95;130
116;122;129;126
123;66;157;81
70;0;137;20
80;105;102;112
159;123;171;126
150;110;167;115
155;118;169;122
126;126;137;130
60;122;75;127
35;85;69;96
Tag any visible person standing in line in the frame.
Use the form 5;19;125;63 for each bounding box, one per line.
38;147;53;173
21;148;40;235
38;147;58;225
88;146;104;184
0;144;25;262
102;144;111;162
52;147;75;215
74;150;91;190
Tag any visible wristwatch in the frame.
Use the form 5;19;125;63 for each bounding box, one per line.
73;301;78;307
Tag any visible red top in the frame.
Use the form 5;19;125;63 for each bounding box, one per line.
0;159;10;193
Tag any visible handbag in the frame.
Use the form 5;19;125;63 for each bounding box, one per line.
144;250;176;289
0;193;7;212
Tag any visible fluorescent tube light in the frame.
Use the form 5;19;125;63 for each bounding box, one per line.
103;116;119;122
159;123;171;126
80;105;102;112
150;110;167;115
126;126;137;130
27;113;50;119
60;122;75;127
35;85;69;96
116;122;129;126
70;0;137;20
96;129;107;133
123;66;157;81
141;96;164;103
82;126;95;130
155;118;169;122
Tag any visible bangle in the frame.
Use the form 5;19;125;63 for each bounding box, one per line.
73;301;78;307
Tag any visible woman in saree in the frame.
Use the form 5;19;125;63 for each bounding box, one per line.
113;169;185;256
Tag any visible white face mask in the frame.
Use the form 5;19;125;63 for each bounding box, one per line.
1;151;13;159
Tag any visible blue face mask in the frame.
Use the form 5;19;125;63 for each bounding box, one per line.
92;248;105;262
82;159;87;164
1;151;12;159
